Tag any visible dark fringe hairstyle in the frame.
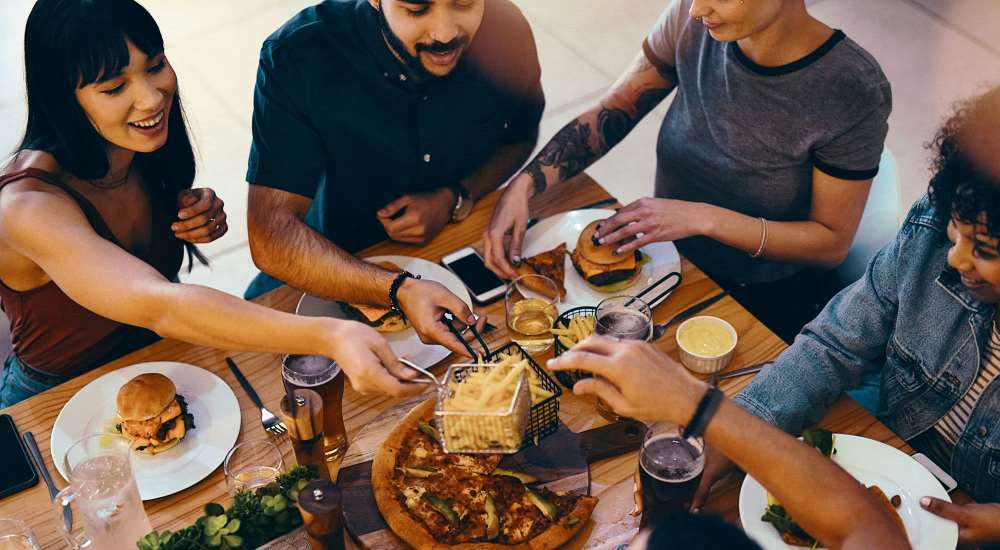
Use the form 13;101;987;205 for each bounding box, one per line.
19;0;205;269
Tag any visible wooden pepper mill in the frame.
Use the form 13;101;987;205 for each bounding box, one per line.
297;480;345;550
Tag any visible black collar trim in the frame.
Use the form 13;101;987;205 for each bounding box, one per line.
730;29;845;77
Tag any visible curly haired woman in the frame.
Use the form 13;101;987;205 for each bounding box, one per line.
695;87;1000;547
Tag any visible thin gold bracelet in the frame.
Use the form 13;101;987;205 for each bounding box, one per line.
750;217;768;258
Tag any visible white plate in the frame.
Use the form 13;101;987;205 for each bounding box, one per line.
739;434;958;550
50;362;241;501
522;209;681;311
296;255;473;367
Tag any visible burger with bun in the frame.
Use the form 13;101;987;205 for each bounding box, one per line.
116;373;195;454
570;220;643;292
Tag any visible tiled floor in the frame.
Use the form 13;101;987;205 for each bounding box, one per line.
1;0;998;295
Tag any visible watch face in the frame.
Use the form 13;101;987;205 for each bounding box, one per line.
455;196;474;221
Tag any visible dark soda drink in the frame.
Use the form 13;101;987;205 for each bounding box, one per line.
639;430;705;529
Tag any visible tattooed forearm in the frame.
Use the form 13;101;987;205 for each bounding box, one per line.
520;50;675;196
526;119;595;196
598;107;632;151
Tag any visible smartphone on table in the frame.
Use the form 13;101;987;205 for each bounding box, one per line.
441;247;506;305
0;414;39;499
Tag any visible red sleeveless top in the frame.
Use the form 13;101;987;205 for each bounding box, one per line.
0;168;184;378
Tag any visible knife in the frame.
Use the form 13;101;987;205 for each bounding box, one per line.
23;431;72;533
651;290;730;341
714;362;771;382
525;198;619;230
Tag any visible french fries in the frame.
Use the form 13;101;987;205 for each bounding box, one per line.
474;352;555;405
550;315;597;349
439;362;532;452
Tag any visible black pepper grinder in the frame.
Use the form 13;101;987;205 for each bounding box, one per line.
297;480;345;550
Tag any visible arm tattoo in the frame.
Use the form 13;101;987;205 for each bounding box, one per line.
526;119;594;196
524;54;672;196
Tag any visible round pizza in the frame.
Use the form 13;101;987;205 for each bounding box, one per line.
372;400;598;549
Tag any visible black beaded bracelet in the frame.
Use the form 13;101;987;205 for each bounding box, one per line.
388;270;420;322
682;386;725;440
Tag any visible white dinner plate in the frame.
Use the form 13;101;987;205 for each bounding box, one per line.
50;361;241;501
522;209;681;311
739;434;958;549
296;255;473;367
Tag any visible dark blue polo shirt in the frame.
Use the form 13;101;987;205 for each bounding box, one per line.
246;0;544;254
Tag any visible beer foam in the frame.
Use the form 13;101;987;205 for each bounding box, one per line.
640;434;704;483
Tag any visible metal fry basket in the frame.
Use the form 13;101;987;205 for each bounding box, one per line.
551;306;599;390
435;363;531;454
488;342;562;449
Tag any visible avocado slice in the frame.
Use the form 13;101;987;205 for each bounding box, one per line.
491;467;539;484
422;493;460;528
397;466;442;478
484;494;500;540
525;487;559;522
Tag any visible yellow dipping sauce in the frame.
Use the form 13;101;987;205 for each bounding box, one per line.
678;318;735;357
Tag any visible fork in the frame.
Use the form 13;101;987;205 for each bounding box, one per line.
225;357;287;436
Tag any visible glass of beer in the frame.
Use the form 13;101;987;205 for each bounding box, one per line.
224;439;285;494
505;274;560;353
282;355;348;466
639;422;705;529
0;519;40;550
594;295;652;420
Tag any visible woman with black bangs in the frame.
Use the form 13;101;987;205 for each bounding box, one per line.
0;0;424;407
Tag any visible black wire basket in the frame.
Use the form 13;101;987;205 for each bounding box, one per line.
551;306;599;390
486;341;562;449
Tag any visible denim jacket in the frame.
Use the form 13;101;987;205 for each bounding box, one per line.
734;196;1000;502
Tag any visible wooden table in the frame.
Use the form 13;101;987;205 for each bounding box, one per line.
0;174;968;549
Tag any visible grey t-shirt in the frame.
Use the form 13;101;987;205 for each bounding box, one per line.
645;0;891;284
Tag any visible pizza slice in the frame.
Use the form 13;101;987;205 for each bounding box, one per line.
515;243;567;300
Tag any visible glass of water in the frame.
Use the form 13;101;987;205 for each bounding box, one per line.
54;434;151;550
224;439;285;494
0;518;40;550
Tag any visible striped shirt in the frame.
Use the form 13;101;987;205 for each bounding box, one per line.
927;318;1000;467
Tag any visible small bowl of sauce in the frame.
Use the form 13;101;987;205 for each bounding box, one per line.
676;316;738;374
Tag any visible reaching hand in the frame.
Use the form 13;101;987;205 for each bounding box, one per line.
377;189;454;245
323;320;424;397
921;497;1000;546
547;335;706;423
595;197;709;255
174;188;228;244
483;176;532;280
396;278;486;357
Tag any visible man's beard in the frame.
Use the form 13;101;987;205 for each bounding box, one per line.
376;6;467;80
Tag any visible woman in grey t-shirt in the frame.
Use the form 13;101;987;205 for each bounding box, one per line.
484;0;891;341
